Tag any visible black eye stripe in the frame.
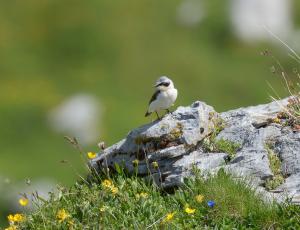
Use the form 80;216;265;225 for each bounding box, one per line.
157;82;170;87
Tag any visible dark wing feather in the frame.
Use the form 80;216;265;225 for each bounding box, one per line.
148;90;160;105
145;90;160;117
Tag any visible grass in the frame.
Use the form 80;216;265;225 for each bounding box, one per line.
264;145;285;191
5;170;300;229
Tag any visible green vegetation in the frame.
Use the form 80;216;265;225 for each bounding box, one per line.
202;137;240;159
6;170;299;229
214;139;240;158
202;116;240;158
265;145;285;191
1;0;300;227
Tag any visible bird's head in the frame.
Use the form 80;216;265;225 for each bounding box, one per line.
154;76;175;91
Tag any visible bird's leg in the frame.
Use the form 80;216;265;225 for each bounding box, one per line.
155;111;161;120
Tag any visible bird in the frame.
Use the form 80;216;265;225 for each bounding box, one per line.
145;76;178;119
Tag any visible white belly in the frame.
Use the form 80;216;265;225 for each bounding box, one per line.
148;88;178;113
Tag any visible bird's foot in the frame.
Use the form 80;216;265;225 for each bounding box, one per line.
165;109;172;115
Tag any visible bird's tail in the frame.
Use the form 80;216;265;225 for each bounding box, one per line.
145;111;152;117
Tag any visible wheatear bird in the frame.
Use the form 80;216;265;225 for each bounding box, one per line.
145;76;178;119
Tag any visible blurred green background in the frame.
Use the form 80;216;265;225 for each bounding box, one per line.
0;0;300;226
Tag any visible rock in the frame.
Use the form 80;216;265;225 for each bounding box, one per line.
274;132;300;176
225;148;272;184
158;151;228;188
90;97;300;204
276;173;300;204
91;101;219;176
176;151;228;173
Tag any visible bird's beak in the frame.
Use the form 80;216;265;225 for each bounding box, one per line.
154;82;162;87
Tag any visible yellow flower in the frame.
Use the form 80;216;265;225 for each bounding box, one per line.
136;192;148;199
5;226;17;230
135;192;148;199
273;117;281;123
195;194;204;203
139;192;148;198
7;213;25;223
19;198;29;207
87;152;97;159
7;215;14;223
163;212;175;222
13;214;25;222
56;209;70;223
185;207;196;214
101;179;113;188
110;186;118;195
101;179;118;195
132;159;139;166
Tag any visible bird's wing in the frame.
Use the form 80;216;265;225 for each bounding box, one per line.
148;90;160;105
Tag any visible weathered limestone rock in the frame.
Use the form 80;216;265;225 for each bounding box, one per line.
276;173;300;204
274;132;300;176
91;97;300;204
91;101;220;176
224;148;273;184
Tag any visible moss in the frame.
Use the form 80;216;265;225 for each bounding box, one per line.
201;116;240;158
215;139;240;158
265;145;284;190
202;137;240;158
